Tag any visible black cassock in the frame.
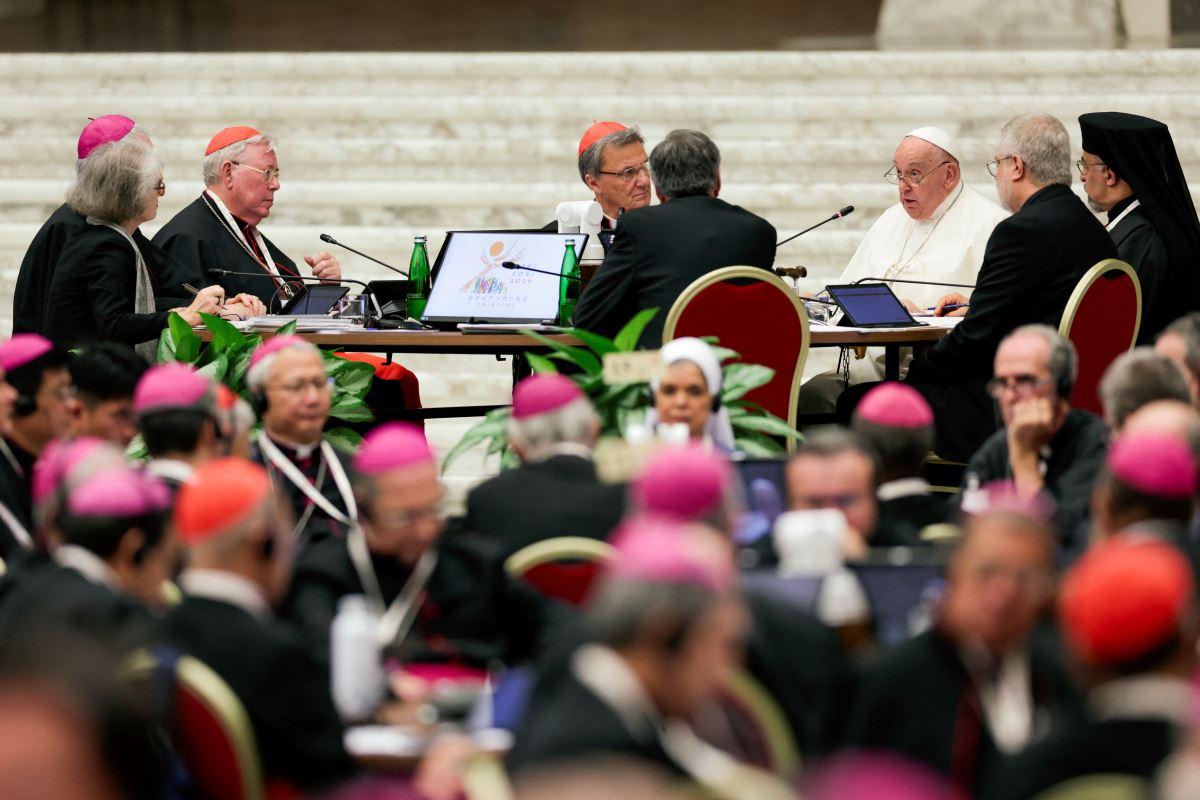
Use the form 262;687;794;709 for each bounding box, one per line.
901;184;1117;462
0;438;36;559
875;492;951;547
464;454;627;557
153;193;301;311
159;595;358;792
1108;199;1171;344
283;524;564;668
250;436;357;544
14;203;202;338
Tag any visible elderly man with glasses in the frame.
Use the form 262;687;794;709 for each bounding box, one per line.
959;324;1108;549
154;125;339;313
800;127;1008;412
558;121;653;228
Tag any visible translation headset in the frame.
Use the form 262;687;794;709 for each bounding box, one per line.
13;390;37;418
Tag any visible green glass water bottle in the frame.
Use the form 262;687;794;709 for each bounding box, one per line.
406;235;431;319
558;239;580;325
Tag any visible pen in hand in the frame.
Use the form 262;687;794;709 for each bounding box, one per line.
926;303;969;314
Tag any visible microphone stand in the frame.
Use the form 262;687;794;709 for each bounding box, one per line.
320;233;409;278
776;206;855;249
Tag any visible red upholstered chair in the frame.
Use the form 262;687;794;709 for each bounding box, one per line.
662;267;809;452
1057;259;1141;415
696;670;801;779
503;537;616;606
336;352;423;428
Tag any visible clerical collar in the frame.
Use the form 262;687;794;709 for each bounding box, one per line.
179;568;272;619
1107;195;1137;224
532;442;594;463
265;432;320;460
54;544;122;591
877;477;931;501
146;458;196;485
572;643;662;741
1090;674;1192;726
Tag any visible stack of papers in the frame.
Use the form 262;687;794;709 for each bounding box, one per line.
234;316;364;332
458;323;567;334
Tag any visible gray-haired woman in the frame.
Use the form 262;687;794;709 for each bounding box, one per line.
45;137;227;359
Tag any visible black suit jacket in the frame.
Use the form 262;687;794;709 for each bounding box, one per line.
250;437;357;544
284;525;566;668
844;625;1080;797
465;455;626;557
904;184;1117;461
1110;203;1171;344
154;194;301;310
45;224;196;348
159;595;357;792
573;194;776;347
875;493;950;547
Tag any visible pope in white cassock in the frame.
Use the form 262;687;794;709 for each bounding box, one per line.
800;126;1009;411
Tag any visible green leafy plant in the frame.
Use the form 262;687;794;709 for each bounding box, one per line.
156;312;375;451
442;309;802;470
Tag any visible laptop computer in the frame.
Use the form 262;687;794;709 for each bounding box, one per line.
824;282;926;328
421;230;589;328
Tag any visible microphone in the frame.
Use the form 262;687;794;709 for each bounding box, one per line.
501;261;583;281
850;276;975;289
319;233;409;278
776;206;854;249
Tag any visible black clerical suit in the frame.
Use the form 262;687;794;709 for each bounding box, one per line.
0;438;36;558
844;624;1080;797
1107;198;1171;344
154;193;300;311
15;203;202;338
903;184;1117;461
284;523;564;667
465;453;626;557
160;592;357;792
45;225;196;348
959;409;1108;551
250;435;357;544
573;194;776;348
875;481;951;547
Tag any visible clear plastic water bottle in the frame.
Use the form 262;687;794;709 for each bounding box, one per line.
330;595;386;722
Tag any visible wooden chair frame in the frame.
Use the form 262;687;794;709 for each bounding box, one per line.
723;669;801;779
662;266;810;453
503;536;616;577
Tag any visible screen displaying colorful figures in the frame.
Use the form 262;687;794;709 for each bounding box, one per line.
423;231;589;323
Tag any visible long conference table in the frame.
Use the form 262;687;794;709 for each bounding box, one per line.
210;324;951;421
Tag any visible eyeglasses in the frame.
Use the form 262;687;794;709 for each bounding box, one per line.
884;161;951;187
1075;158;1107;177
597;162;650;182
154;179;166;196
986;155;1016;177
373;502;443;529
986;374;1052;399
269;376;334;396
232;161;281;184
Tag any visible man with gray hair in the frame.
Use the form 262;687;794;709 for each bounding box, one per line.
565;121;652;227
1099;348;1191;431
1155;312;1200;406
466;373;624;556
960;324;1108;547
154;125;337;312
573;129;775;347
898;113;1117;461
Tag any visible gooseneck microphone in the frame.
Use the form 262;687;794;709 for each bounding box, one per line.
319;233;409;278
501;261;583;281
776;206;854;249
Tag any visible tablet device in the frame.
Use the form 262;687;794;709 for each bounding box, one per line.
825;282;924;328
422;230;588;325
279;284;351;316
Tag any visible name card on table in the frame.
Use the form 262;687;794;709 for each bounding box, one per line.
603;350;663;384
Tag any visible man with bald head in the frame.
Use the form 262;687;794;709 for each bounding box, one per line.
154;126;338;312
801;128;1007;409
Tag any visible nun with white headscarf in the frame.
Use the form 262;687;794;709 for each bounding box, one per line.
646;337;736;452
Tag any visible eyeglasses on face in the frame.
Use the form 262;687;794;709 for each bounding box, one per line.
986;155;1016;178
597;162;650;182
884;160;951;187
986;374;1052;399
231;161;281;183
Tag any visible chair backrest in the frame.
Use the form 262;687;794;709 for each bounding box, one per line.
126;651;267;800
714;669;801;779
663;267;810;451
503;536;616;606
1058;259;1141;415
1032;773;1151;800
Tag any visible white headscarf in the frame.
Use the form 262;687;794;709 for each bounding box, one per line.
648;338;736;452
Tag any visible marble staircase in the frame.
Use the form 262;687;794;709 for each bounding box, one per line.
3;50;1198;507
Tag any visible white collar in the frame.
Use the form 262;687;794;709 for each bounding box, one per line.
264;432;320;460
1106;198;1142;232
877;477;931;501
530;442;594;463
179;568;272;619
146;458;196;484
572;643;662;740
1090;674;1193;725
53;544;121;590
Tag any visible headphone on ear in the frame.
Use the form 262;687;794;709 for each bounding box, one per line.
258;535;276;560
712;392;722;413
249;387;269;416
13;391;37;417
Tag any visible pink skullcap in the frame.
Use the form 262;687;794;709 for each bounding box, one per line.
806;752;961;800
631;445;733;521
511;373;585;420
249;334;314;370
66;468;170;518
354;422;434;475
578;121;627;157
1108;432;1197;499
1060;534;1192;667
606;517;735;593
77;115;136;160
856;382;933;429
0;333;53;372
133;363;215;417
32;437;122;507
